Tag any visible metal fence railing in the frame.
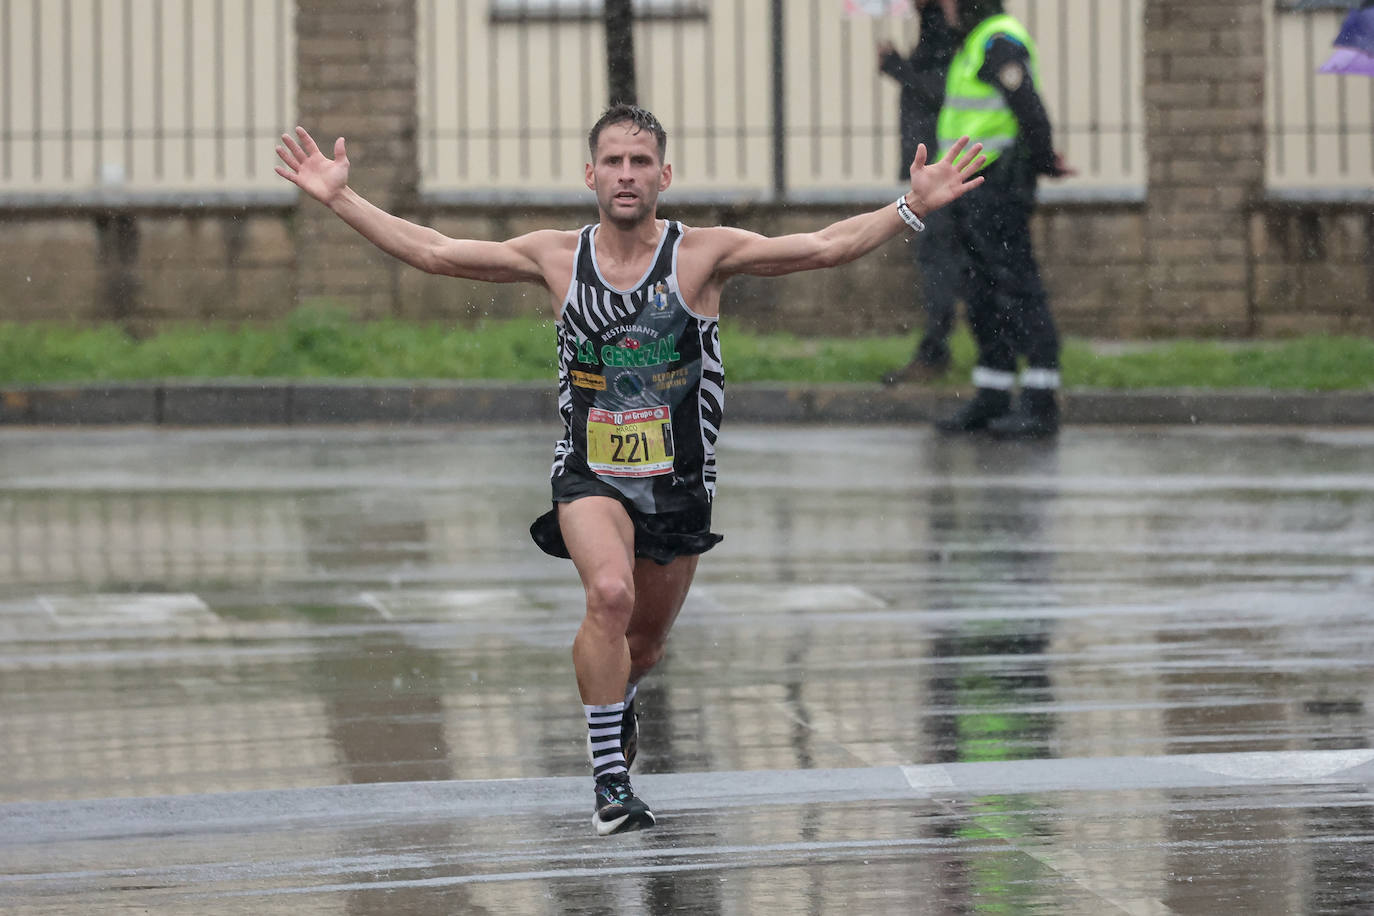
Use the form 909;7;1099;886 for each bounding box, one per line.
0;0;296;203
1267;3;1374;199
1;1;1369;205
418;0;1149;203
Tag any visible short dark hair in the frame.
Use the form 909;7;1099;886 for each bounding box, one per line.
588;104;667;163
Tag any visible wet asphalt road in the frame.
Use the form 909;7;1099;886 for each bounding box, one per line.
1;423;1373;915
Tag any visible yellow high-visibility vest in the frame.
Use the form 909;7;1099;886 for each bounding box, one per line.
937;14;1040;167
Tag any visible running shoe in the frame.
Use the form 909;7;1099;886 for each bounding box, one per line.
593;773;656;836
934;388;1011;433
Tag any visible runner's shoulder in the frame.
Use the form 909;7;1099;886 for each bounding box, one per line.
677;224;756;275
506;227;580;266
510;227;580;250
678;224;759;252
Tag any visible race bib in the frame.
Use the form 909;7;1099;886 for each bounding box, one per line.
586;406;675;478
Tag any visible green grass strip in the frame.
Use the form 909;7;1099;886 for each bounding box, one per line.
3;306;1373;391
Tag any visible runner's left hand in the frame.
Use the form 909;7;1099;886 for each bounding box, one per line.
904;137;986;218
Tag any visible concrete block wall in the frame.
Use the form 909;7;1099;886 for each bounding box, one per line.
136;214;297;325
384;202;1151;339
293;0;419;319
0;217;102;322
1251;208;1374;335
1143;0;1267;336
0;0;1370;340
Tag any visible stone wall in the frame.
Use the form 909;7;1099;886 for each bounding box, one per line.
293;0;419;320
8;196;1369;340
1251;207;1374;336
1;0;1370;340
368;201;1153;338
1143;0;1268;336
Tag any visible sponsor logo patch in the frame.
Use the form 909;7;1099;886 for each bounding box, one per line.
571;370;606;390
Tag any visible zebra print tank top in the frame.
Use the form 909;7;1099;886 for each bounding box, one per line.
550;220;725;515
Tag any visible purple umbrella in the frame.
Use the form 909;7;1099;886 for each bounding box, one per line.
1319;1;1374;75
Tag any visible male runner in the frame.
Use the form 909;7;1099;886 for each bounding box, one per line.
275;105;985;836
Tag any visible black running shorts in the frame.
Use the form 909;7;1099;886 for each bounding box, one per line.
529;471;723;566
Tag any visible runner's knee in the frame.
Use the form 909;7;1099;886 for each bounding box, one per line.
583;573;636;629
627;633;666;675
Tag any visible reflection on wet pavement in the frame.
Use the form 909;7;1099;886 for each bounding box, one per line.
1;424;1372;914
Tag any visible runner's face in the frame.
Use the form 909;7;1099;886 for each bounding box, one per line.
586;123;671;228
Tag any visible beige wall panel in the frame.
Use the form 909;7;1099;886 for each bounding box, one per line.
186;0;219;188
419;0;1148;198
1267;6;1374;194
786;9;896;192
127;2;159;187
155;0;193;187
0;0;1151;198
718;0;775;192
418;0;458;184
423;2;604;191
1011;0;1146;194
0;4;31;183
0;0;295;196
420;0;779;195
35;2;67;183
70;2;101;186
663;21;708;183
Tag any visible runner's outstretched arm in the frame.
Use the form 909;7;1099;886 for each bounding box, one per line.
707;137;986;279
274;126;551;284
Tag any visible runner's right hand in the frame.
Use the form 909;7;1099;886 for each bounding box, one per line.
275;126;350;206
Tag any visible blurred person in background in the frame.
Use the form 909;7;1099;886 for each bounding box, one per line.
933;0;1074;439
877;0;966;384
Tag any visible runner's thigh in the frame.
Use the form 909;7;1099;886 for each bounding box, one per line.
558;497;637;591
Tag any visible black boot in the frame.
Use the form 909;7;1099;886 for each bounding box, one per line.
934;388;1012;433
987;389;1060;439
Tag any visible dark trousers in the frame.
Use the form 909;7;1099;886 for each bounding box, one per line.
947;169;1059;375
910;205;963;366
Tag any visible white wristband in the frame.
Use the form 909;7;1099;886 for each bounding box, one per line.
896;196;925;232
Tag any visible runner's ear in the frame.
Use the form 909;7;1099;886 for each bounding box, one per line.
659;162;672;192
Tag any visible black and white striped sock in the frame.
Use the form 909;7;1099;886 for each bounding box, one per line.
585;702;627;779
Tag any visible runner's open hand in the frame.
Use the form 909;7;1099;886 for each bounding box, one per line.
275;126;349;206
905;136;987;217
